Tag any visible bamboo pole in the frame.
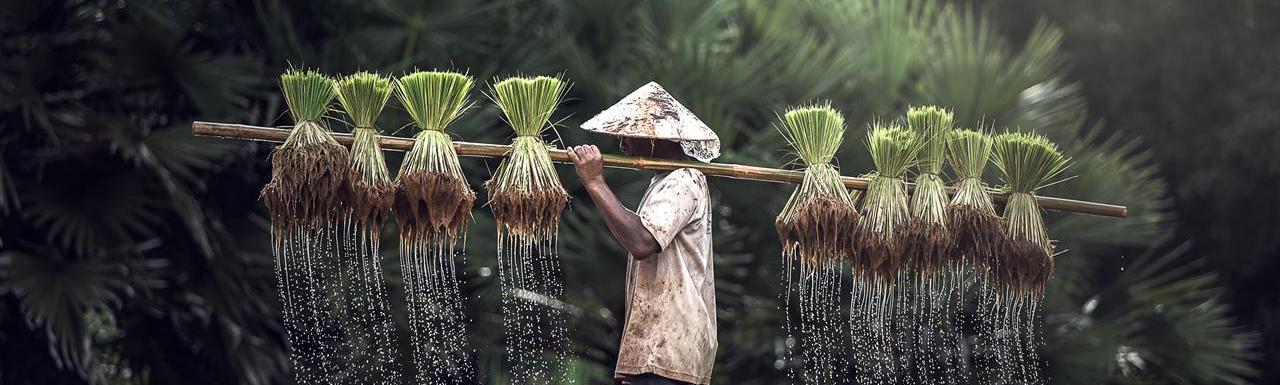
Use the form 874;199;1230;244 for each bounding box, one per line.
191;121;1127;218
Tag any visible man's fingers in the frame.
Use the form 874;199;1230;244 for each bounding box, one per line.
567;146;580;163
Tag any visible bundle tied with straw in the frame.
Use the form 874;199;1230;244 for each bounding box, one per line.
773;104;858;384
900;106;960;384
394;71;476;244
484;76;570;242
337;72;396;229
946;128;1005;273
259;69;348;385
334;71;399;384
849;122;921;385
991;132;1070;296
393;70;478;383
485;75;572;384
854;123;923;281
775;103;860;267
262;69;348;231
904;106;955;275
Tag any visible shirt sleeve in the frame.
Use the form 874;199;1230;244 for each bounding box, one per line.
637;169;704;251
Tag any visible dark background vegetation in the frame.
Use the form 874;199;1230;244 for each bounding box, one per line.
0;0;1274;384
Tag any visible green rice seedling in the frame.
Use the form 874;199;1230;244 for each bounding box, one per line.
904;106;954;274
393;70;477;383
773;103;858;384
849;122;921;385
484;75;570;241
988;131;1070;385
333;71;399;385
262;69;348;230
775;103;860;267
484;75;572;384
855;122;922;280
260;69;348;385
946;128;1005;276
395;70;476;243
902;106;957;384
991;131;1070;297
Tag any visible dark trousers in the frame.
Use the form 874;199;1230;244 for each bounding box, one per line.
630;373;692;385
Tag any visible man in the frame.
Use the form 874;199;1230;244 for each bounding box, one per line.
566;82;721;385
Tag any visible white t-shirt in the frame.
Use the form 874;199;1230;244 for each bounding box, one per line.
614;168;716;385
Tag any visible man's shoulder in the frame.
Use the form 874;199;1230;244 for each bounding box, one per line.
671;167;707;180
669;168;708;188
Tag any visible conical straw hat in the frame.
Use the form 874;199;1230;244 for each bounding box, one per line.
581;82;721;162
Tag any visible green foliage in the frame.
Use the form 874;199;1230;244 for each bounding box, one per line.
396;71;474;132
947;128;992;179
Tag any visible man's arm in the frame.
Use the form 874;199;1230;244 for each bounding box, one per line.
566;145;662;260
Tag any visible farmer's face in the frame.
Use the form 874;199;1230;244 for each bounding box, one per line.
619;137;684;159
619;137;657;157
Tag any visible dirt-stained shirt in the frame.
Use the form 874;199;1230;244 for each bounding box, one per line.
615;168;716;385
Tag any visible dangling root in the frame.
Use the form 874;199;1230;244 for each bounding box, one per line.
397;171;476;242
487;184;569;242
949;204;1006;268
999;239;1054;297
484;136;568;242
901;220;952;276
348;172;395;230
852;231;905;284
777;195;860;267
261;122;350;233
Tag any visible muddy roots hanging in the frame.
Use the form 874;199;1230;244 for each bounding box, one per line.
260;69;348;385
393;70;478;383
986;131;1071;385
773;103;858;384
333;71;399;385
484;75;573;384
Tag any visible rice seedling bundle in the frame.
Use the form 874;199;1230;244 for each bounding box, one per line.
854;123;922;280
943;128;1005;385
333;72;399;385
393;70;477;383
984;131;1071;385
775;103;860;267
904;106;954;274
485;76;570;241
946;129;1005;273
991;132;1069;299
850;122;921;385
483;75;572;384
260;69;349;385
902;106;958;384
773;104;857;383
